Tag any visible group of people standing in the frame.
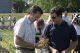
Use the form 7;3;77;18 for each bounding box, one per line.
14;5;79;53
0;15;16;29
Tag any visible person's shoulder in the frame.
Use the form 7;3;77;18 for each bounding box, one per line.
15;17;26;26
17;18;24;23
65;21;74;28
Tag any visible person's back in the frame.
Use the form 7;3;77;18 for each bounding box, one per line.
8;15;12;21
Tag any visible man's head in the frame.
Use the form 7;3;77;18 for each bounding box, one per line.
36;19;45;29
2;16;3;18
50;6;62;24
64;11;68;16
29;5;43;22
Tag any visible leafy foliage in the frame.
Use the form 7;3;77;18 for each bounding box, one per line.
34;0;80;12
13;0;29;13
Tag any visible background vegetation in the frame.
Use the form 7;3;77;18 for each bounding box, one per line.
13;0;80;13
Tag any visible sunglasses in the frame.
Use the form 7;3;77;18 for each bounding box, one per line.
51;17;56;19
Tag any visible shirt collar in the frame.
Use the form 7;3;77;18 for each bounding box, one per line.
54;21;66;27
25;15;33;24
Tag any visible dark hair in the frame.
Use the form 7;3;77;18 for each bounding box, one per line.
30;5;43;14
50;6;62;17
36;19;44;26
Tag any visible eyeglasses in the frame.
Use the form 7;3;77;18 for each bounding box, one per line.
51;17;56;19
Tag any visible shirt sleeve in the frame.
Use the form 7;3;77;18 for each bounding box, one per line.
14;22;25;38
70;24;78;42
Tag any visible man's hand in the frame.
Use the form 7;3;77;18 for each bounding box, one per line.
61;49;69;53
35;43;44;49
36;38;49;50
49;46;59;53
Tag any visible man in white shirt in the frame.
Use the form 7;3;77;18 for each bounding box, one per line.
62;11;70;23
14;5;43;53
8;15;13;28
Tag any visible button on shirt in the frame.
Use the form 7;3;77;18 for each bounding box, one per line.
43;21;77;53
14;16;36;48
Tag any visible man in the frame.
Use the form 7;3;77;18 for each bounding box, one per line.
62;11;70;23
34;19;48;53
43;6;78;53
34;19;45;42
13;17;16;25
14;5;43;53
71;13;80;53
1;16;5;28
8;15;13;28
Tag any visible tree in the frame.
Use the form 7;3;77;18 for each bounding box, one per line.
34;0;55;12
13;0;29;13
34;0;80;12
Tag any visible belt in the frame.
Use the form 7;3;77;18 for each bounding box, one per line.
16;47;34;51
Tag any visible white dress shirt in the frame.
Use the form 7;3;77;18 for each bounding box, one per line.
62;15;70;23
14;16;36;48
8;16;12;21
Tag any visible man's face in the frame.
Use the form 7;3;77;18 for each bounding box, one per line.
64;12;68;16
50;13;61;24
32;11;42;22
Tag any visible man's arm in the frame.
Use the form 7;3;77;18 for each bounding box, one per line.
62;24;78;53
16;36;42;48
61;40;78;53
67;40;78;51
49;46;59;53
15;36;34;48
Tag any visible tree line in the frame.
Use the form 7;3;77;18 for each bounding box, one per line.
13;0;80;13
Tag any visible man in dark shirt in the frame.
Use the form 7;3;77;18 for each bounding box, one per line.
43;6;78;53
